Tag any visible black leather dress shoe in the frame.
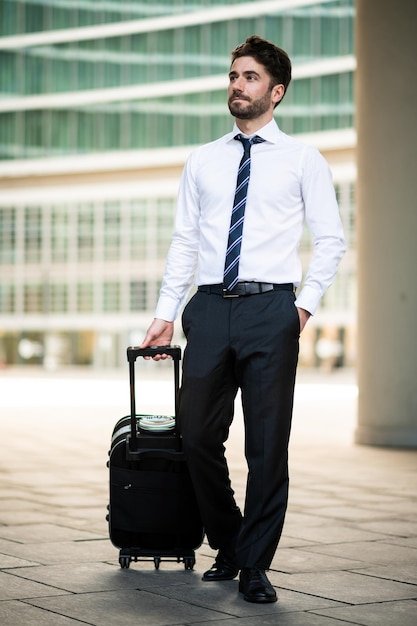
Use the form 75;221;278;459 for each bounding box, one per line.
239;568;277;603
202;550;239;581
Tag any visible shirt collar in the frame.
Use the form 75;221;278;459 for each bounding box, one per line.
227;118;281;144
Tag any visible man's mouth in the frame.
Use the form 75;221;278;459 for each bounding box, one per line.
231;95;249;102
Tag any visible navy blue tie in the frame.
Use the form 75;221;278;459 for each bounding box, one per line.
223;134;265;291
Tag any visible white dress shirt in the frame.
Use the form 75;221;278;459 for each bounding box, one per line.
155;119;346;321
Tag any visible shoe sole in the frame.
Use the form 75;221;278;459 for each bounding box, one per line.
202;572;239;582
241;593;277;603
238;583;277;603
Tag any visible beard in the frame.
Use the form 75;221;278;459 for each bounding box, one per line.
228;87;272;120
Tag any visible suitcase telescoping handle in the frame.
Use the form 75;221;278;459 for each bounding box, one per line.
126;345;181;451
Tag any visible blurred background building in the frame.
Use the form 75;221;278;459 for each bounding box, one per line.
0;0;355;369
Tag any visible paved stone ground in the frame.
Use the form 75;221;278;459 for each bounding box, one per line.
0;365;416;625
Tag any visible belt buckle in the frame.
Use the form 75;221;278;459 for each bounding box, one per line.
222;288;239;298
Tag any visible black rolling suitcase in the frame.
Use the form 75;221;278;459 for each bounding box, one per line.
107;345;204;570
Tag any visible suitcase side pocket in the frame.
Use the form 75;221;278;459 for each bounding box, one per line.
110;466;179;533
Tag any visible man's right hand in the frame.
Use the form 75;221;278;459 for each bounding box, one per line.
140;318;174;360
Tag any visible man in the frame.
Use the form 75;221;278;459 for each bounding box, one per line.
141;35;346;603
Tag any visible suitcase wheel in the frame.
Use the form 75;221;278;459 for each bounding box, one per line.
119;555;131;569
184;556;195;570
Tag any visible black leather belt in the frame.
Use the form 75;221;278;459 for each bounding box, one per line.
198;282;294;298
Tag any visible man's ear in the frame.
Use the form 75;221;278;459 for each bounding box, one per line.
272;84;285;105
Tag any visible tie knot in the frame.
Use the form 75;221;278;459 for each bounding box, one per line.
235;134;265;154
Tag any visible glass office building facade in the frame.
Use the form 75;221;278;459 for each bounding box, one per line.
0;0;356;368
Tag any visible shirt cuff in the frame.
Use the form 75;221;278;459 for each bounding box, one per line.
154;296;180;323
294;284;322;316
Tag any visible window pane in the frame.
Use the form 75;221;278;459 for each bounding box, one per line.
49;283;68;313
104;203;120;261
78;206;95;262
24;283;43;313
130;281;147;311
130;201;147;261
51;208;69;262
24;207;42;263
103;281;120;311
0;284;15;313
77;283;94;313
0;207;16;264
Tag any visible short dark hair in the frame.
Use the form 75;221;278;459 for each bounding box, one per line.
231;35;292;101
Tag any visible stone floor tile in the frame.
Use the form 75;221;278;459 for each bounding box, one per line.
61;506;108;522
384;536;417;549
350;563;417;586
289;493;349;509
63;519;108;535
338;491;409;505
0;511;76;526
0;553;36;568
32;494;106;508
363;499;417;516
1;471;89;488
314;599;417;626
186;612;360;626
281;524;387;545
301;539;417;566
149;579;346;618
0;537;115;565
6;561;199;593
290;487;407;509
153;577;264;619
0;571;71;601
0;523;102;543
25;485;101;498
276;536;317;549
0;489;41;500
303;505;393;522
0;498;47;512
26;588;237;626
354;519;417;537
275;570;417;603
0;600;86;626
283;510;332;528
270;547;364;574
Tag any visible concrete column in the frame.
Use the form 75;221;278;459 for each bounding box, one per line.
355;0;417;446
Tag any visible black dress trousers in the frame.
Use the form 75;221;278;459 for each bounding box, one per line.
179;287;300;569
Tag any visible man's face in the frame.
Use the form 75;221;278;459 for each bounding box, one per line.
227;56;282;120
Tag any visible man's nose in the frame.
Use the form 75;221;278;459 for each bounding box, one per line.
232;77;245;91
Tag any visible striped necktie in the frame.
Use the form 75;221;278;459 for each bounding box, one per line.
223;134;265;291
